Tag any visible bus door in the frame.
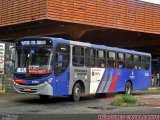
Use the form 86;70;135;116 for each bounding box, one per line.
54;44;70;96
89;49;106;94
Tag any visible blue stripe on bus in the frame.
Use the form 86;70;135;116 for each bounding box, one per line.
102;72;109;93
102;69;113;93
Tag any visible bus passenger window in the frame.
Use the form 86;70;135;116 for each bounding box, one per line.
72;46;84;67
141;56;150;70
97;50;106;68
107;51;116;68
125;54;133;69
107;60;116;68
117;53;124;68
85;48;96;67
133;55;141;69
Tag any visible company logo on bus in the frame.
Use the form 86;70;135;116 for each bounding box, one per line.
92;71;100;76
130;71;135;79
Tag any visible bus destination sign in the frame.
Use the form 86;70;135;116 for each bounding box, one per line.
21;40;47;46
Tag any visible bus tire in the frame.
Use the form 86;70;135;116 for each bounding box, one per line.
125;81;132;95
39;95;50;101
71;83;81;102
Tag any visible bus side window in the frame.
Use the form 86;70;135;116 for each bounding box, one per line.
125;53;133;69
54;44;70;76
72;46;84;67
141;56;150;70
117;53;125;68
107;51;116;68
85;48;96;67
96;50;106;68
133;55;141;69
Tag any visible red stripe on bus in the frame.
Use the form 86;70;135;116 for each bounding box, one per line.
109;70;118;93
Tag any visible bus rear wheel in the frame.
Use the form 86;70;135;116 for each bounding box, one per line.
125;82;132;95
71;83;81;102
39;95;50;101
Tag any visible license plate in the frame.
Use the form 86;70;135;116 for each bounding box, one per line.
23;88;31;91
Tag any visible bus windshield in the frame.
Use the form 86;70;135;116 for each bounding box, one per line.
15;47;53;75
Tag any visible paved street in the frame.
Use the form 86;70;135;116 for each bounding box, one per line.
0;90;160;120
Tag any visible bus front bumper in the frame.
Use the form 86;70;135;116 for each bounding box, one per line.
12;82;53;96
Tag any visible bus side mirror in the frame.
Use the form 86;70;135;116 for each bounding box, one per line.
8;47;15;63
58;53;63;67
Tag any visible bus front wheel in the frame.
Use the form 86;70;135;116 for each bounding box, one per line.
71;83;81;102
125;81;132;95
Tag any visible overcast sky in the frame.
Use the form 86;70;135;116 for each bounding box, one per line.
140;0;160;4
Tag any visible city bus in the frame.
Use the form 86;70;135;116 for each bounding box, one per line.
10;37;151;101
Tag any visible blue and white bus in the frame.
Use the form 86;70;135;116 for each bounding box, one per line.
11;37;151;101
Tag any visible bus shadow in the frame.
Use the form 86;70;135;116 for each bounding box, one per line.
15;91;160;104
14;94;116;104
14;96;73;104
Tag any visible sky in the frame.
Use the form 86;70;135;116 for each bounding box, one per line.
140;0;160;4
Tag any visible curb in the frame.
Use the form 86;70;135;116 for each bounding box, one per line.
148;87;160;91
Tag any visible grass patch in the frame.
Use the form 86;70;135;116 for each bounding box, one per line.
111;94;140;107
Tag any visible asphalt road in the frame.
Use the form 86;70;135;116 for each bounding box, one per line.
0;91;160;120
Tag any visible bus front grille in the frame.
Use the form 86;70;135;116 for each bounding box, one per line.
19;88;37;93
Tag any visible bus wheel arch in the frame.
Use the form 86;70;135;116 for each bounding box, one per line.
125;80;132;95
71;80;85;102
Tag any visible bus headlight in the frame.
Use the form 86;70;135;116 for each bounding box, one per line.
48;78;52;83
40;82;47;87
39;78;52;87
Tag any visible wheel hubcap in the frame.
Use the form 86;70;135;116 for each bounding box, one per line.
75;87;80;98
74;87;80;99
126;85;131;94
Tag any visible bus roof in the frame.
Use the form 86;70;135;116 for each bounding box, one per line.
52;37;151;57
18;37;151;57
